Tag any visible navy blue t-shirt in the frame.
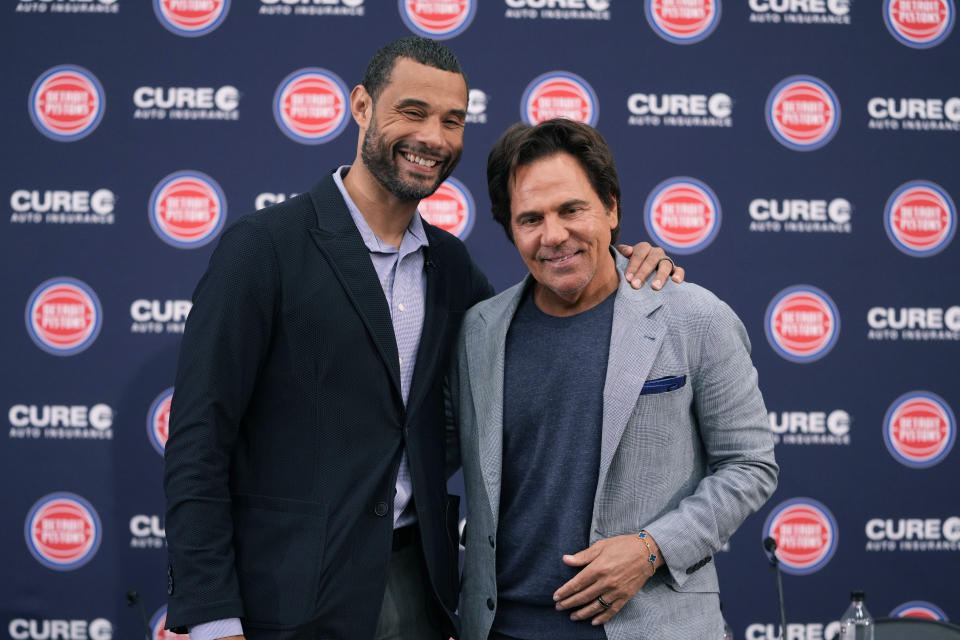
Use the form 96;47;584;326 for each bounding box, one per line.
493;286;614;640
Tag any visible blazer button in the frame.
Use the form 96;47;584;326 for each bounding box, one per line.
486;598;495;611
374;501;389;517
488;535;495;548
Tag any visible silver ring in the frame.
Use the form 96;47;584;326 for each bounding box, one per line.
597;595;613;609
656;256;676;276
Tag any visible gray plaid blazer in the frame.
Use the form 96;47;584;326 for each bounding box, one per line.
450;253;779;640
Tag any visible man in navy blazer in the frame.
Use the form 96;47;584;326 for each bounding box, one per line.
163;38;682;640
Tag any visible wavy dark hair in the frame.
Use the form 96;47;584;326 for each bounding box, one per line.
486;118;622;244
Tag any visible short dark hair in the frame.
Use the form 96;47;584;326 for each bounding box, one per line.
362;36;466;103
486;118;622;244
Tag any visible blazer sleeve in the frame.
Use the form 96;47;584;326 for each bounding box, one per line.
644;300;779;588
163;217;280;629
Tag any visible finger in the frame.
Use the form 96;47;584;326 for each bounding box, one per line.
569;598;610;622
556;577;608;610
672;265;686;283
561;543;601;568
616;243;634;257
622;242;652;283
553;567;603;610
627;245;665;289
591;600;624;626
553;568;596;604
650;257;675;291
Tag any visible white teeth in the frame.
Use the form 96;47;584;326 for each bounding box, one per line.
403;152;437;168
544;253;575;263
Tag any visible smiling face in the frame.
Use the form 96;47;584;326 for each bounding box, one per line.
510;152;620;315
359;57;467;202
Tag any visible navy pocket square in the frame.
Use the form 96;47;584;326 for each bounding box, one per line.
640;375;687;395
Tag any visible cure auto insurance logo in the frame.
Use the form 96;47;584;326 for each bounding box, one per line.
29;66;105;142
25;493;102;570
274;68;349;145
763;497;838;575
399;0;476;39
766;75;841;151
25;278;103;356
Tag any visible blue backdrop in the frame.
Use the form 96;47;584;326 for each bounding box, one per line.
3;1;958;639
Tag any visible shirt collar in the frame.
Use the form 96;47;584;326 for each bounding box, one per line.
332;166;429;255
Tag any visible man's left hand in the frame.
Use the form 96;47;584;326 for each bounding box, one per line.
553;533;664;625
617;243;685;291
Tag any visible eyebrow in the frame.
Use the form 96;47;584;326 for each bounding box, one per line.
514;199;590;219
395;98;466;120
558;199;589;209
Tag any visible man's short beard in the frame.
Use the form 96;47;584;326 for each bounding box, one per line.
360;118;460;202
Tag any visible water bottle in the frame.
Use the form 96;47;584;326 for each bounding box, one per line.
838;590;874;640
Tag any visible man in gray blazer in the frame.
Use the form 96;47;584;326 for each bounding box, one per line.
449;119;779;640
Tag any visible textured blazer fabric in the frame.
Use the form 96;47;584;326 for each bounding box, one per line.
452;252;778;640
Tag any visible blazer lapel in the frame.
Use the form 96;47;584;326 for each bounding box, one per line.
307;176;402;399
596;255;667;500
467;279;528;523
406;230;445;420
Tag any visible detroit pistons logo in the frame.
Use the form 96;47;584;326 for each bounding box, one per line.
274;68;349;145
154;0;230;37
883;391;955;468
25;278;102;356
766;76;841;151
399;0;475;40
149;605;185;639
29;66;105;142
765;285;840;363
521;72;599;126
884;181;955;257
644;177;721;254
645;0;721;44
149;171;227;248
148;387;175;456
24;493;102;571
763;498;838;575
884;0;954;48
418;177;474;240
890;601;949;620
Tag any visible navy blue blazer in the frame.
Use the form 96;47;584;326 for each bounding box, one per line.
163;173;493;639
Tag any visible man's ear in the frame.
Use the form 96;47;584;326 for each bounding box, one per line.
607;195;619;230
350;85;373;129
